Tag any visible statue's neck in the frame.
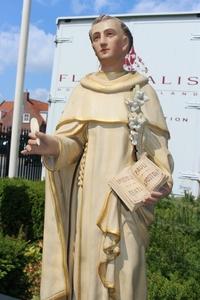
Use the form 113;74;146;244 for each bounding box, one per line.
97;70;128;81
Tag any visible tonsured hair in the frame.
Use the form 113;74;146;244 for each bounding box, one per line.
89;15;133;52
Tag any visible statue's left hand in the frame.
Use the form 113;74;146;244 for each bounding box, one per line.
144;183;172;205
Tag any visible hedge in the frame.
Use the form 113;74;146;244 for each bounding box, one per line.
0;232;42;299
0;178;44;299
0;232;30;299
0;178;45;240
147;194;200;299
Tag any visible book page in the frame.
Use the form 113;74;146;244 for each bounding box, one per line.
108;166;150;211
131;155;168;192
108;155;168;212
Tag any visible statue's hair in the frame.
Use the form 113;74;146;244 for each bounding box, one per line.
89;15;133;52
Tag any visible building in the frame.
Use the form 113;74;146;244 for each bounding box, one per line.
0;91;48;132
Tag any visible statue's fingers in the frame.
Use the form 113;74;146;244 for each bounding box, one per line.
28;139;38;146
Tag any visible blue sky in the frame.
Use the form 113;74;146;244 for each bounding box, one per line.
0;0;200;102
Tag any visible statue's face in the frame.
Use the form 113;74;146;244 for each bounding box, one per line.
91;19;128;65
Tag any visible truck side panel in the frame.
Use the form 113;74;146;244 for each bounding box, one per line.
47;14;200;197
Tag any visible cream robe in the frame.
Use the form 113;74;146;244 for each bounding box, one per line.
40;72;173;300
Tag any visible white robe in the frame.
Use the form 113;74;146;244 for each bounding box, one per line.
40;71;173;300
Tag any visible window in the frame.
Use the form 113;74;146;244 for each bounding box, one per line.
40;111;47;122
23;113;30;123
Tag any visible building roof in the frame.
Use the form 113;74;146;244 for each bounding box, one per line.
0;98;48;112
28;99;48;111
0;92;48;127
0;101;13;113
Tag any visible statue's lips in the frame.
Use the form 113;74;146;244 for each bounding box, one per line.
100;48;110;53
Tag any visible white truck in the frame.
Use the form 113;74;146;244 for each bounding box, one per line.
47;12;200;197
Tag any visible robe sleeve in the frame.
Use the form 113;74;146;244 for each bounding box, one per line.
132;84;174;243
141;84;174;186
43;121;87;171
134;123;174;243
142;125;174;186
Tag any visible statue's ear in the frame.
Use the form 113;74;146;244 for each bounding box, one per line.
91;43;97;55
122;35;129;55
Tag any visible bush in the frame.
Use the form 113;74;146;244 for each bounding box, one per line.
26;180;45;240
24;241;42;298
0;232;42;299
147;272;199;300
147;196;200;299
0;178;45;240
0;232;31;299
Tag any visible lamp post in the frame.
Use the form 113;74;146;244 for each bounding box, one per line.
8;0;32;177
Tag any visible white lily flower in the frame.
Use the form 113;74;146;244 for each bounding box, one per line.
125;85;149;148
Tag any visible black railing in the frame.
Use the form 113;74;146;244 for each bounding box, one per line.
0;127;42;180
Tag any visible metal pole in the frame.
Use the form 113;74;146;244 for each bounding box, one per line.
8;0;32;177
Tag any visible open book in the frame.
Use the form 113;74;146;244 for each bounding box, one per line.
108;154;168;212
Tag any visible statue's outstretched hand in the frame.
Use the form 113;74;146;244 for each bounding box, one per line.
21;131;59;158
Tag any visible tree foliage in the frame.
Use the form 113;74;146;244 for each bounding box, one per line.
147;195;200;299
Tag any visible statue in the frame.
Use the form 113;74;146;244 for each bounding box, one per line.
22;15;173;300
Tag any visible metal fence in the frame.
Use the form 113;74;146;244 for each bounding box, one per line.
0;128;42;180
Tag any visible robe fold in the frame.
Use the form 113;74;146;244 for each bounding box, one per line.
40;71;173;300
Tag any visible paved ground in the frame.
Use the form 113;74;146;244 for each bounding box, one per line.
0;294;20;300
